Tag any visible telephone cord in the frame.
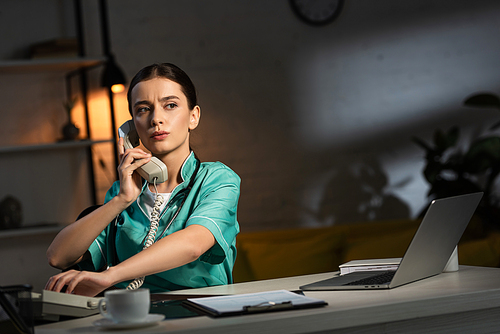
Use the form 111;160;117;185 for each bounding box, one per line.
126;178;164;290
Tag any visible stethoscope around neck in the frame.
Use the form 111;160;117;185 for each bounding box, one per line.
142;160;200;245
107;160;200;268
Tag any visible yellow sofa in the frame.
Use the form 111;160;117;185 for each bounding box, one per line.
233;218;500;283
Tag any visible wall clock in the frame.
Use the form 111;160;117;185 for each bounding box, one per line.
290;0;344;26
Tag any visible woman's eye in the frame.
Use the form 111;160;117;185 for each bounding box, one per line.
137;106;150;113
165;103;177;109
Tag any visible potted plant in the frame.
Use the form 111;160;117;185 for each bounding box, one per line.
412;93;500;233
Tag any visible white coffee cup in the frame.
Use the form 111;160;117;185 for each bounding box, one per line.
98;289;150;323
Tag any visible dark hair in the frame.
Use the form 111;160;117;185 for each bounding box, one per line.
127;63;198;115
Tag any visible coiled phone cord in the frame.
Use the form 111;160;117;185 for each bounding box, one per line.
126;178;164;290
125;161;200;290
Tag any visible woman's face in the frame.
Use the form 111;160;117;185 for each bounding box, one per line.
130;77;200;157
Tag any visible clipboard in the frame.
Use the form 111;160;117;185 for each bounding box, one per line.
182;290;327;317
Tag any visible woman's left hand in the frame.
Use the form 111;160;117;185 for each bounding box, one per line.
44;270;115;297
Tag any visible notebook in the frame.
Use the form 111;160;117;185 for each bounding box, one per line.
300;192;483;291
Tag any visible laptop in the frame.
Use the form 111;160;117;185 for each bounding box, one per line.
300;192;483;291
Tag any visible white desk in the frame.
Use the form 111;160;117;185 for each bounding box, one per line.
35;266;500;333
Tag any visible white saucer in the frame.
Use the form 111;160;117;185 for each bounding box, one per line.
93;314;165;329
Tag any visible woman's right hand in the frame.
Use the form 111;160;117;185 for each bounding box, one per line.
116;137;152;205
45;269;116;297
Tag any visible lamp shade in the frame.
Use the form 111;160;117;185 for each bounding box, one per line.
101;55;126;91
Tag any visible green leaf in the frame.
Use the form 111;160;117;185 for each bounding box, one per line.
433;129;447;151
433;127;459;152
463;137;500;173
491;120;500;130
423;161;443;184
412;136;433;152
446;126;459;146
464;93;500;109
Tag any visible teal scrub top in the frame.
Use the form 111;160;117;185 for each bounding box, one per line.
81;152;241;292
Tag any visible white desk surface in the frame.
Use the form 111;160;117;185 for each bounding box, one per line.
35;266;500;334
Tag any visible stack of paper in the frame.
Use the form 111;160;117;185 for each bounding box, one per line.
339;258;401;275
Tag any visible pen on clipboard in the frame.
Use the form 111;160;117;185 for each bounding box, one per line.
243;301;293;313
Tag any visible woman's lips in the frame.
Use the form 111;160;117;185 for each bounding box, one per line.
151;131;169;140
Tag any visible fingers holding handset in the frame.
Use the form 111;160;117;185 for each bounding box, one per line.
118;137;125;159
116;137;152;203
118;138;151;175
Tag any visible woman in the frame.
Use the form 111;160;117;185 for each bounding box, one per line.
45;63;240;297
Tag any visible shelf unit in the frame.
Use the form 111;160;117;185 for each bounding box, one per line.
0;1;116;231
0;57;104;73
0;139;113;155
0;1;120;292
0;57;109;206
0;225;63;240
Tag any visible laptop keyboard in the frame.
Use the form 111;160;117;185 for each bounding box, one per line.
345;271;396;286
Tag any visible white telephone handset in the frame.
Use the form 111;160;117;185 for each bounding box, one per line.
118;120;168;184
